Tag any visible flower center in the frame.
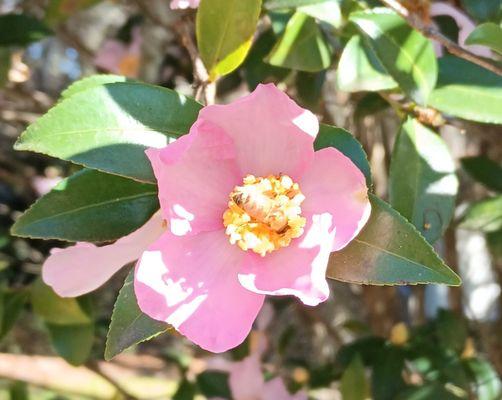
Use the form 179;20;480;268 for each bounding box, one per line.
223;174;306;257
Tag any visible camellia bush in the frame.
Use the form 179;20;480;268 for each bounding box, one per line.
1;0;501;399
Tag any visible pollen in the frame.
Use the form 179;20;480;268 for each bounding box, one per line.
223;174;306;257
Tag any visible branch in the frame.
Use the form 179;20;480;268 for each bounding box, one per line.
380;0;502;76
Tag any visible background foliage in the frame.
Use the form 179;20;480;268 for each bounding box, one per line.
0;0;501;399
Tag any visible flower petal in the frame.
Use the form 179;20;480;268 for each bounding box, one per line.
300;147;371;252
262;378;308;400
146;123;240;236
228;355;265;399
197;83;319;178
134;229;264;353
42;212;165;297
238;214;335;306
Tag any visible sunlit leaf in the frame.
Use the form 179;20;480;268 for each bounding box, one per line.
459;196;502;232
14;82;202;182
428;56;502;124
196;0;262;80
337;34;397;92
266;12;332;72
327;195;461;286
465;23;502;54
389;118;458;243
350;9;437;105
11;169;158;242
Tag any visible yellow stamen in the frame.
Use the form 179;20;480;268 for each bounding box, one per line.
223;174;306;256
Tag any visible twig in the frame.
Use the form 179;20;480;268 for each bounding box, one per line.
379;0;502;76
86;360;139;400
173;17;215;105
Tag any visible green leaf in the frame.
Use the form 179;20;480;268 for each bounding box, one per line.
389;118;458;244
327;195;461;286
314;123;372;186
372;346;406;400
350;9;437;105
14;82;202;182
428;55;502;124
337;35;397;92
196;372;231;399
196;0;262;80
0;290;28;340
465;23;502;54
460;0;501;22
0;14;52;46
243;29;290;90
397;384;464;400
61;74;133;99
298;0;342;28
464;358;502;400
105;269;168;361
461;156;502;192
47;323;94;365
31;279;92;325
340;355;370;400
45;0;102;25
459;196;502;232
11;169;158;242
436;310;467;354
296;71;326;111
266;12;333;72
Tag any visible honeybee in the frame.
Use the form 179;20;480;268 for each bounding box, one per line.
232;185;289;233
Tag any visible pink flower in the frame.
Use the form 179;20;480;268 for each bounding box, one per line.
42;84;370;353
170;0;199;10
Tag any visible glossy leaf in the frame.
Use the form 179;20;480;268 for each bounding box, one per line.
243;29;290;90
0;14;52;46
337;35;397;92
461;156;502;192
389;118;458;243
314;123;372;186
298;0;342;28
459;196;502;232
61;74;133;99
464;358;502;400
31;279;92;325
460;0;501;22
14;82;202;182
340;355;370;400
350;9;437;105
327;195;461;286
47;323;94;366
105;269;168;361
428;56;502;124
11;169;158;242
196;0;262;80
266;12;332;72
465;23;502;54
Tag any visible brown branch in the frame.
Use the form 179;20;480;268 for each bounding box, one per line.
379;0;502;76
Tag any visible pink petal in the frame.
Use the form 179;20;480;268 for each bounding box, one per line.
134;229;264;353
229;355;265;399
238;214;335;306
42;212;165;297
299;147;371;252
170;0;199;9
262;378;307;400
146;123;240;236
197;84;319;179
